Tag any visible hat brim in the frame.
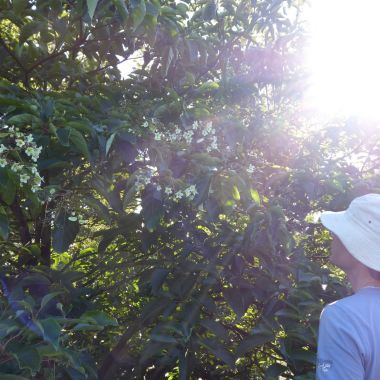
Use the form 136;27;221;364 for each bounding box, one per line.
320;211;380;271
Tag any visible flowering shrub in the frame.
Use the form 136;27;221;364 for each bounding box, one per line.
0;126;43;193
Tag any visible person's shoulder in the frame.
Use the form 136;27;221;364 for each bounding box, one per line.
321;292;363;319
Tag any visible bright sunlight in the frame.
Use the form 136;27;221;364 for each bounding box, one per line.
305;0;380;120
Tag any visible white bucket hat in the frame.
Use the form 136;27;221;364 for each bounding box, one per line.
320;193;380;271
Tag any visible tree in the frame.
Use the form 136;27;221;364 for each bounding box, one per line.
1;0;380;378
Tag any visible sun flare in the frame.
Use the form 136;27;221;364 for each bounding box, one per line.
305;0;380;120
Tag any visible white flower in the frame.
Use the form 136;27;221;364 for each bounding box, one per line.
165;187;173;195
202;121;214;136
142;121;149;128
0;144;7;154
192;121;199;130
175;127;181;135
11;163;23;172
19;173;30;184
183;130;194;144
15;139;25;148
197;138;204;143
0;158;7;167
184;185;198;200
8;126;14;133
210;141;218;150
156;185;162;191
68;216;77;221
174;190;183;200
141;176;151;185
154;132;162;141
247;164;255;174
25;134;34;144
25;146;42;162
31;166;38;174
33;173;44;185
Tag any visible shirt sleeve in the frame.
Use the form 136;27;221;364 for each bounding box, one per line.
316;303;365;380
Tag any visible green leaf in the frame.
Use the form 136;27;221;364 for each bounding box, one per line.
57;128;71;147
87;0;99;20
130;0;146;31
202;1;216;21
40;318;61;349
13;0;28;14
151;268;169;295
250;188;261;204
200;319;228;340
232;185;240;201
142;189;164;231
73;323;104;331
0;206;9;240
236;334;274;356
80;310;118;327
40;291;64;311
0;321;19;340
68;128;90;160
15;347;41;375
113;0;129;24
198;81;219;94
52;208;80;253
0;168;16;205
199;339;234;368
19;21;43;45
151;333;177;344
105;132;116;156
265;363;287;379
223;288;251;319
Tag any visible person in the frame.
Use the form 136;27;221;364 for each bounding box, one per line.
316;193;380;379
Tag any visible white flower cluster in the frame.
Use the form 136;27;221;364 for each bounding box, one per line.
134;168;156;191
164;184;198;202
0;126;44;192
247;164;255;174
68;211;86;225
153;120;219;152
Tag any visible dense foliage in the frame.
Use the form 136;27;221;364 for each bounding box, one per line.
1;0;380;378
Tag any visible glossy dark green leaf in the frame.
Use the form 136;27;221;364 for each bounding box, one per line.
130;0;146;31
202;1;216;21
151;268;169;295
0;206;9;240
80;310;118;326
40;318;61;349
141;188;164;231
265;363;287;379
113;0;129;23
15;347;41;375
236;333;274;356
57;128;71;146
52;208;80;253
68;128;90;160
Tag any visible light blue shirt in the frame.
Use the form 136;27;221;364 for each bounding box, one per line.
316;287;380;379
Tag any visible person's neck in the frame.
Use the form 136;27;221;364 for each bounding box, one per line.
346;264;380;293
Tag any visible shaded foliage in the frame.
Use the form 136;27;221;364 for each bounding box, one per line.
1;0;380;379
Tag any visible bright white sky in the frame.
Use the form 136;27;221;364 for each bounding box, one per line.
304;0;380;120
